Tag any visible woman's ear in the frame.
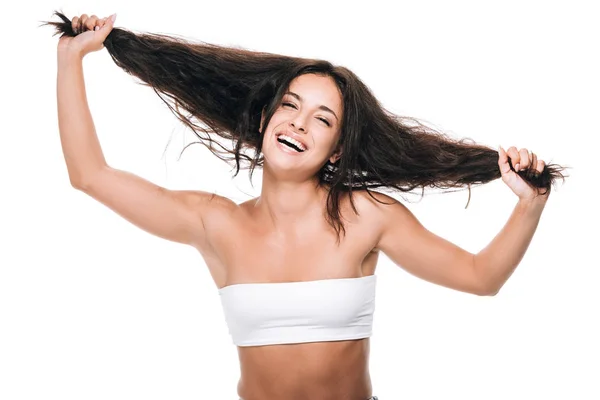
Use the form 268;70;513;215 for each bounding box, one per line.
259;108;266;133
329;146;343;164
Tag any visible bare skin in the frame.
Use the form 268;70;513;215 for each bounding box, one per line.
201;190;382;400
58;13;550;399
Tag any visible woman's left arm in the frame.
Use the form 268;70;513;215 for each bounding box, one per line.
372;145;550;296
476;145;550;293
474;197;547;295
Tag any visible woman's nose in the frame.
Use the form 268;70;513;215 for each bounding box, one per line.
290;119;306;132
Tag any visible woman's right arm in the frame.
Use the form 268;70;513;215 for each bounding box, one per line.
57;50;224;250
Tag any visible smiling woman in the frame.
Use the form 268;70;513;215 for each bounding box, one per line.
261;74;345;183
41;9;569;400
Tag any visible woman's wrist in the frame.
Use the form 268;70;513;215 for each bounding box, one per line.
57;45;85;64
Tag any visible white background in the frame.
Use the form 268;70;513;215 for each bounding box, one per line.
1;1;598;399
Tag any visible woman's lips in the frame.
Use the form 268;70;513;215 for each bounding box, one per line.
274;134;305;155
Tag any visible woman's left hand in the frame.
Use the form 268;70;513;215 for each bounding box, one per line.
498;145;549;202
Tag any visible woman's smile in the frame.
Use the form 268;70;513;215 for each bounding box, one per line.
274;133;307;156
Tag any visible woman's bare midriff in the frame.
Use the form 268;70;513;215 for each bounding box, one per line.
237;338;372;400
197;190;385;399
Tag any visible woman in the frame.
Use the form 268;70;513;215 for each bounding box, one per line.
44;11;566;400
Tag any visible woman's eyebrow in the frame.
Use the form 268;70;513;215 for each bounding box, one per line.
285;91;339;121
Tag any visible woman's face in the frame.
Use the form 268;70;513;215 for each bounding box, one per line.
261;73;343;179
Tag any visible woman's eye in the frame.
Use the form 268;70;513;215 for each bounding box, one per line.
281;102;330;127
317;118;331;127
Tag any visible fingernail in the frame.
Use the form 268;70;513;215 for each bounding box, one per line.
110;13;117;23
515;163;520;172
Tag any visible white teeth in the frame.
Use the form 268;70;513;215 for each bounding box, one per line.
278;134;306;151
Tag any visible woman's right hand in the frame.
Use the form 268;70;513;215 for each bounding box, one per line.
57;13;116;58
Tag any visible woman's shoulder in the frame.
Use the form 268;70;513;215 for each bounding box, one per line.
350;189;402;217
349;189;415;233
197;193;244;230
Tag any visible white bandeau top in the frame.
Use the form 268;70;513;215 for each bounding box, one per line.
218;274;377;347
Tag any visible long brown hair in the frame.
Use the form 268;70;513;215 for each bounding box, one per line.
43;11;569;243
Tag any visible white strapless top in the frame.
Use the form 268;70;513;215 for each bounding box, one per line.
218;275;377;347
